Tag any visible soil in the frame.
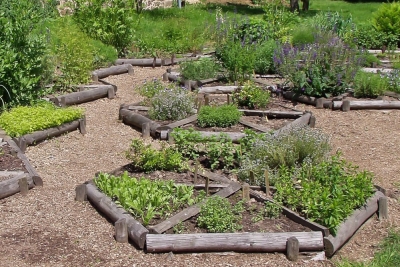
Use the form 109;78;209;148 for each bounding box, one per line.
0;141;27;182
1;64;400;266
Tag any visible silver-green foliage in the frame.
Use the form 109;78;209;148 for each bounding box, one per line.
95;172;199;226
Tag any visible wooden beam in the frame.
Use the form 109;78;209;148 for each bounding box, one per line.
51;85;115;106
238;109;304;119
273;112;312;137
0;173;33;199
331;100;400;110
92;64;134;81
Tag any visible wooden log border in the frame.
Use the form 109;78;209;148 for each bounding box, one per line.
12;117;86;153
92;64;134;81
50;85;116;107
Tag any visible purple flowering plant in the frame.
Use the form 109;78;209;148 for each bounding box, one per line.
274;31;363;97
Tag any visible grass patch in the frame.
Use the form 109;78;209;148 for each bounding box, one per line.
0;101;83;137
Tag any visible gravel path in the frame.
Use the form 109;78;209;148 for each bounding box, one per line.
0;67;399;266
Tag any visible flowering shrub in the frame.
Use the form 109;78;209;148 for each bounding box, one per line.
274;31;363;97
382;69;400;93
149;86;195;121
137;79;171;99
238;126;331;185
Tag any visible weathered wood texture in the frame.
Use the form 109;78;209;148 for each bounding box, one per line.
324;191;385;257
273;112;312;137
238;109;304;119
239;118;272;133
92;64;134;81
149;182;241;234
128;106;150;111
51;85;115;106
163;73;198;89
14;119;82;150
165;115;198;129
86;183;148;249
146;231;324;253
163;57;199;66
331;100;400;110
119;109;163;137
115;58;164;67
0;173;33;199
286;236;300;261
283;92;331;108
198;86;241;94
196;131;246;143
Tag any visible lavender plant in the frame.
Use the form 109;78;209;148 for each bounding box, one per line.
149;86;195;121
237;126;331;186
274;31;363;97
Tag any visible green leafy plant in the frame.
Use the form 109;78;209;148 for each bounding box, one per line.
95;172;198;226
254;39;277;75
179;58;221;81
0;101;83;137
197;196;243;233
372;2;400;47
353;23;398;50
149;86;195;121
126;139;186;173
137;79;170;99
232;81;270;109
353;71;388;98
272;153;375;235
238;126;331;185
197;104;242;128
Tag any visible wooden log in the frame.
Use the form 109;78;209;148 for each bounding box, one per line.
51;85;115;106
79;117;87;135
242;183;250;201
149;182;241;234
5;139;43;186
273;113;312;137
98;79;118;93
120;109;162;137
115;58;164;66
197;77;220;87
18;177;29;196
331;100;400;110
146;231;324;253
75;184;87;201
198;86;240;94
115;218;129;243
378;197;388;220
239;118;272;133
196;131;246;143
283;91;316;106
128;105;150;111
341;100;351;112
163;57;199;66
86;183;148;249
17;119;81;147
142;122;151;139
324;191;385;257
13;137;27;153
316;98;326;109
164;73;198;89
286;237;299;261
205;177;210;196
0;173;33;199
165;115;198;129
238;109;304;119
92;64;134;81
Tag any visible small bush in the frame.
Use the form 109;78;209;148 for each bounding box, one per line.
372;2;400;47
291;26;315;46
149;87;195;121
125;139;186;172
232;81;270;109
381;69;400;93
197;104;242;128
0;101;83;137
197;196;244;233
360;53;381;68
180;58;221;81
353;71;388;98
137;79;171;100
254;40;277;74
238;126;331;185
353;23;398;50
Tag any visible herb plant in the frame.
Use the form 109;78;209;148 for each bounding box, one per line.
137;79;171;100
197;196;244;233
353;71;388;98
197;104;242;128
180;58;221;81
0;101;83;137
232;81;270;109
95;172;199;226
126;138;186;173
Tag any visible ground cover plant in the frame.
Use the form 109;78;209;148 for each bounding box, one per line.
0;101;83;137
232;81;271;109
197;104;242;128
95;171;202;225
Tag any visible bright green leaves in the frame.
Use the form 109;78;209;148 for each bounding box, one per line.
197;104;242;128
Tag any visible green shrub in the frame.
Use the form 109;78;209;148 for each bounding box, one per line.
73;0;135;56
234;19;271;45
137;79;170;100
95;172;198;225
180;58;221;81
149;87;195;121
0;101;83;137
0;0;52;107
372;2;400;47
125;139;186;172
381;70;400;94
238;126;331;185
254;40;277;74
291;26;315;46
273;153;375;235
353;71;388;98
197;196;244;233
353;23;397;49
197;104;242;128
90;39;118;69
359;53;381;68
232;81;270;109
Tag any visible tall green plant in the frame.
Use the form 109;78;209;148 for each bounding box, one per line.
372;2;400;46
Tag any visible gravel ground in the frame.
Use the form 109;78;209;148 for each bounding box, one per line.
0;67;399;267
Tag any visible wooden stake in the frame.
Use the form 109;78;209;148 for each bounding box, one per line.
79;116;87;135
249;171;255;185
309;115;316;128
18;177;29;196
115;218;129;243
227;94;231;105
341;100;351;112
194;160;199;184
107;87;115;99
286;236;299;261
242;183;250;201
316;98;325;109
163;72;169;81
142;122;151;139
204;94;210;106
75;184;87;202
60;96;66;107
378;197;388;220
264;170;270;196
205;177;210;196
